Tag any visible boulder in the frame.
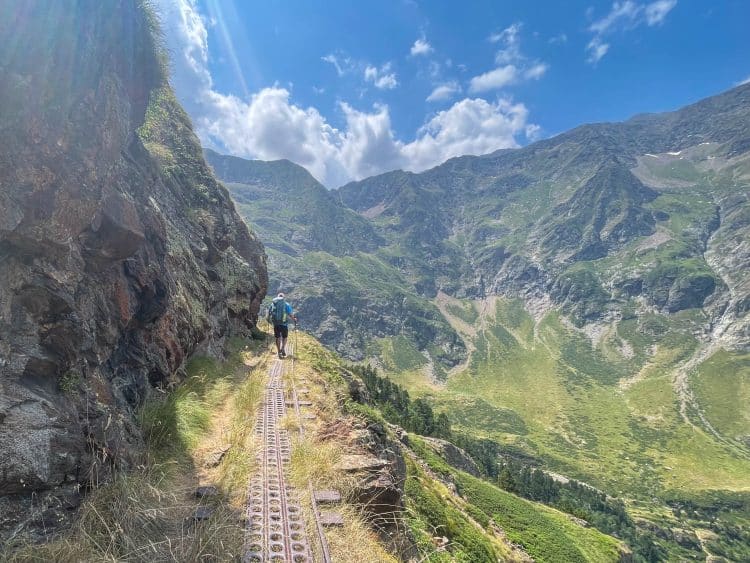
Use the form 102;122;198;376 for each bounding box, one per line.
348;421;407;524
420;436;481;477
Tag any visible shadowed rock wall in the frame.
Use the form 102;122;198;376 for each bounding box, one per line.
0;0;267;510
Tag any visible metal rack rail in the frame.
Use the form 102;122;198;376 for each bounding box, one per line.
243;353;313;562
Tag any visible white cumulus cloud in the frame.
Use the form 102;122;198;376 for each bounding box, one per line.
410;38;434;56
471;23;548;93
154;0;537;187
402;98;531;171
198;87;347;186
469;65;518;93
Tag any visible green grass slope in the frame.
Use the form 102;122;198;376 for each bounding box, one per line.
298;334;627;563
383;296;750;561
391;296;750;492
406;435;626;563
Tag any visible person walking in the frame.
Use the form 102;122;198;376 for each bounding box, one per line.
268;292;297;359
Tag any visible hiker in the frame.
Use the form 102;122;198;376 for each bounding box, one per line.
267;292;297;359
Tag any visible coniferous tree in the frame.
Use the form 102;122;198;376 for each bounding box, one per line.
498;465;517;493
434;412;452;439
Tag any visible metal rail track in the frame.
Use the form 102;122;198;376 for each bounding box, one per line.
243;351;313;562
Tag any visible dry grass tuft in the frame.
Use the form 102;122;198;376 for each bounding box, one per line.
324;504;400;563
289;438;344;490
214;355;266;504
2;465;245;562
315;418;354;443
280;411;301;434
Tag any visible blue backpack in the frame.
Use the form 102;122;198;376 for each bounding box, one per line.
268;297;287;325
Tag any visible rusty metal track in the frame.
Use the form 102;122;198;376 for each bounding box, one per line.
243;353;313;562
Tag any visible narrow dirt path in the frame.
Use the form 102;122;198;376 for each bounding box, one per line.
243;345;314;562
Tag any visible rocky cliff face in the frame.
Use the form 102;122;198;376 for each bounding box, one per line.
0;0;267;515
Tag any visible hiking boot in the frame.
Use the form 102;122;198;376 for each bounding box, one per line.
278;351;283;359
280;349;287;358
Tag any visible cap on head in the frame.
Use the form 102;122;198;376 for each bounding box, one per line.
278;292;285;298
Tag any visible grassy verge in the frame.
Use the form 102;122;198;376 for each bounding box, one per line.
3;338;265;562
286;332;399;562
403;456;510;562
455;473;622;563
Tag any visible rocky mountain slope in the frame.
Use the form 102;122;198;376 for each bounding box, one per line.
208;84;750;560
208;83;748;363
0;0;267;534
336;84;749;340
206;149;465;368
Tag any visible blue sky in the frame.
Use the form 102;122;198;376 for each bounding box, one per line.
156;0;750;187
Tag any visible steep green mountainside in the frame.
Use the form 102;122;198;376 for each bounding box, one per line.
205;148;380;256
208;84;750;560
301;335;632;563
204;149;466;367
337;85;749;333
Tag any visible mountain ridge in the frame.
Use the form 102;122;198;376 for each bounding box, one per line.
207;82;749;362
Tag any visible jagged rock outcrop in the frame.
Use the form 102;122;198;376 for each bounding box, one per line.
348;420;407;522
419;436;481;477
336;368;407;522
0;0;267;522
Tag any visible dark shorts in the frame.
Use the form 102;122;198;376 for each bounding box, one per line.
273;324;289;338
